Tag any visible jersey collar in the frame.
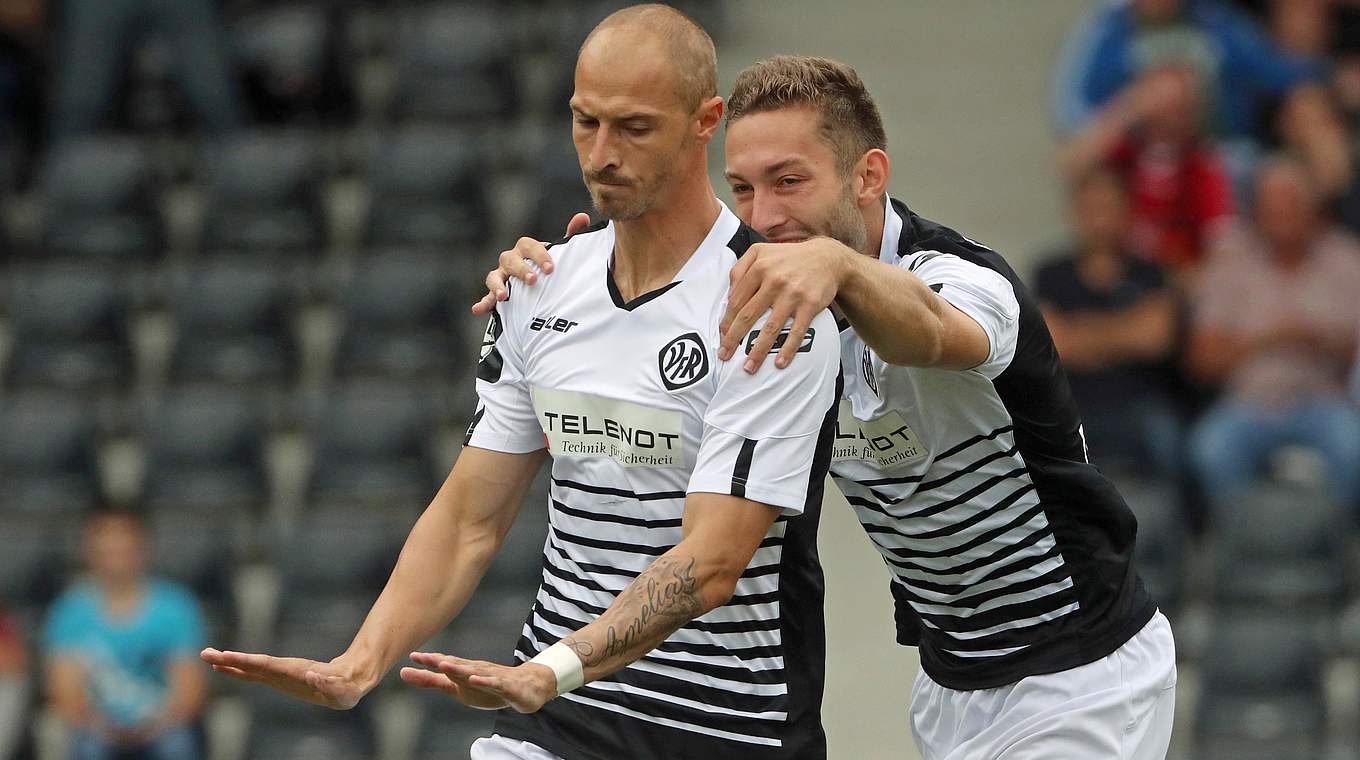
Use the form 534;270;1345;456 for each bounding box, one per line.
879;193;906;266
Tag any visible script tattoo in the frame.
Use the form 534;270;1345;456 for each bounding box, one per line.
593;556;701;666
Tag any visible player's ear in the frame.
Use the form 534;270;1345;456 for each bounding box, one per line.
855;148;891;206
695;96;724;142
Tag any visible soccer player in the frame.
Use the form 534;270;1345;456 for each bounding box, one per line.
202;8;842;760
481;56;1177;760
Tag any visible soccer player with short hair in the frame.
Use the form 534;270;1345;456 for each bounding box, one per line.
485;55;1177;760
202;7;841;760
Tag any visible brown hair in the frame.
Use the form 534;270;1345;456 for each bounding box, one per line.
726;55;887;175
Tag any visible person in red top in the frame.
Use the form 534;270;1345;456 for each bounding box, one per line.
1062;65;1236;281
0;606;28;760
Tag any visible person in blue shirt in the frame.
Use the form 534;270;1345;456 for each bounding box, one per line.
43;510;207;760
1051;0;1325;140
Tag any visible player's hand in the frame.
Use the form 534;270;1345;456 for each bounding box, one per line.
719;238;848;373
470;213;592;316
401;652;556;714
200;648;372;710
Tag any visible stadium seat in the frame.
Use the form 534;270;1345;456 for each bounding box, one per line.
166;257;300;385
1111;476;1186;612
333;251;466;380
0;514;81;610
246;678;377;760
279;502;420;594
141;385;270;511
231;3;352;125
0;392;105;514
148;502;247;646
38;135;164;261
387;2;519;124
1211;482;1347;610
528;132;593;243
363;127;491;249
1195;612;1325;759
199;131;326;253
4;264;135;392
306;380;440;506
481;470;550;588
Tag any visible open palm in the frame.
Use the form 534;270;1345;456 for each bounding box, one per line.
200;648;369;710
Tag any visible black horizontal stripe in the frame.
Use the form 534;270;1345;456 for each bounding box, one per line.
552;477;686;502
850;466;1029;522
846;471;924;487
914;586;1080;635
552;499;683;530
524;614;790;702
535;581;781;638
888;483;1036;542
932;425;1014;463
911;445;1022;496
930;609;1076;653
898;541;1062;596
878;519;1050;576
541;553;779;609
883;504;1047;560
521;608;785;663
571;678;787;739
897;562;1073;612
551;524;783;559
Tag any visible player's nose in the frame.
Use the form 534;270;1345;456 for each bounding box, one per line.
748;190;788;238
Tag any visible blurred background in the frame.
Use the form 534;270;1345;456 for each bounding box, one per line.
2;0;1360;758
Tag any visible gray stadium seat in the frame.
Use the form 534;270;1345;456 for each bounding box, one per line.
363;127;491;249
0;514;81;610
388;2;519;124
38;136;163;260
306;380;439;506
140;385;270;511
279;502;420;593
246;678;376;760
1195;613;1325;759
334;252;466;380
1211;482;1346;610
5;264;134;391
148;503;246;647
231;3;351;125
529;132;593;243
166;258;299;385
0;392;104;514
1112;476;1186;612
199;132;325;253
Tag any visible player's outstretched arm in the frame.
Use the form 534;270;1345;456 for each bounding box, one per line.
721;236;991;372
470;213;591;316
402;493;778;713
201;446;546;709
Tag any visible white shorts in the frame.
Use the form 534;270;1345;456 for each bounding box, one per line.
909;611;1177;760
470;734;565;760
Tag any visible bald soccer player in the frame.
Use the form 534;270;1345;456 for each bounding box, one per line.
482;56;1177;760
202;8;842;760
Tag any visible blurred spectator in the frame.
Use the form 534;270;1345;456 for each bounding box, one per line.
1037;169;1183;478
1051;0;1325;141
0;606;28;760
0;0;45;183
1187;156;1360;511
50;0;242;141
43;510;207;760
1060;66;1236;279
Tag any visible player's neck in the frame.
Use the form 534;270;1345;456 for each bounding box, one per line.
611;181;721;303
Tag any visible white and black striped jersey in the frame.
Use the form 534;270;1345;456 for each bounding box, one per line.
465;203;841;759
831;197;1155;690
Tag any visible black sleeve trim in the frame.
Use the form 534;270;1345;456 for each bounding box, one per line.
730;438;757;498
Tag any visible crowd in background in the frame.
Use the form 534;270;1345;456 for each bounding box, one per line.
1042;0;1360;525
1;1;1359;759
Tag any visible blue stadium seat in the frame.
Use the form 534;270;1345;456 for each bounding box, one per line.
0;392;104;515
5;264;135;392
363;127;491;249
166;258;300;385
199;132;326;254
38;136;163;261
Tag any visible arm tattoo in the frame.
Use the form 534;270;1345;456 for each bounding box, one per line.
576;555;703;669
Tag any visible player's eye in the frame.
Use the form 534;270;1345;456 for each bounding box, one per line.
573;115;598;128
777;176;802;188
730;184;752;195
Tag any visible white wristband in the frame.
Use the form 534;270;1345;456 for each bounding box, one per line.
528;641;585;696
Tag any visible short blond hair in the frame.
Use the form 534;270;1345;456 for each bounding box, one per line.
727;55;887;175
581;4;717;111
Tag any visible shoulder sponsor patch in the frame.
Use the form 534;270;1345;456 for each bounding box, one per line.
658;332;709;391
531;386;685;468
832;400;926;467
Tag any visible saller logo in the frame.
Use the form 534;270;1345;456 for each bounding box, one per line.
659;332;709;391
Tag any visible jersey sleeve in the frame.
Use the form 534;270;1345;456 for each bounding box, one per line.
687;309;841;516
464;295;545;453
906;251;1021;380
